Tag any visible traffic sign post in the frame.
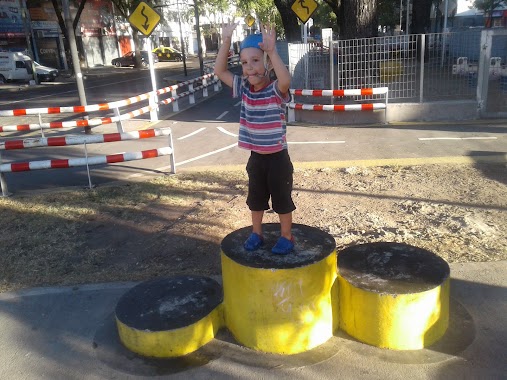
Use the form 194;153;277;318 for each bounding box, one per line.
128;1;161;121
128;1;161;37
291;0;318;24
245;15;256;28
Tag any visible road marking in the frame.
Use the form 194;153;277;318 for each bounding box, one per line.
418;137;498;141
289;141;345;144
217;111;229;119
153;143;238;170
178;127;206;140
217;127;238;137
234;101;241;107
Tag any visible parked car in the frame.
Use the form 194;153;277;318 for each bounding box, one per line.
152;46;183;62
34;61;59;82
111;51;158;68
0;51;34;82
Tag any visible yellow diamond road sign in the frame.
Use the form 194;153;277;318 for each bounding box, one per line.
245;15;256;27
291;0;318;24
128;1;161;37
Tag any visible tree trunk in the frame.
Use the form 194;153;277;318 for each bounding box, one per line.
341;0;378;39
133;30;142;68
411;0;433;34
274;0;303;42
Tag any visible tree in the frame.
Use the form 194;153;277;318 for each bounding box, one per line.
111;0;158;68
473;0;506;27
272;0;300;41
411;0;433;33
341;0;378;39
378;0;400;32
310;1;338;37
235;0;300;41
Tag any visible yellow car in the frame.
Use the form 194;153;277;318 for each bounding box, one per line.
152;46;183;62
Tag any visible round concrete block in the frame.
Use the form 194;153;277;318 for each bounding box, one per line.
115;276;223;358
337;242;450;350
221;223;337;354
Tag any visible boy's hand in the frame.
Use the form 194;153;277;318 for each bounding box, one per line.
258;23;276;54
221;22;238;40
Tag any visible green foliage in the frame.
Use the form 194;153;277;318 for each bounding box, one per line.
378;0;400;30
311;1;337;30
473;0;506;12
235;0;284;35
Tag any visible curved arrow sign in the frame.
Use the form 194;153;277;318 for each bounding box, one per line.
128;1;161;37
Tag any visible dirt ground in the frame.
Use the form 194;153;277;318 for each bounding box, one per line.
0;162;506;292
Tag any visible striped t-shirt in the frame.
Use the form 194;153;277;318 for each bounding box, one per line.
232;75;290;153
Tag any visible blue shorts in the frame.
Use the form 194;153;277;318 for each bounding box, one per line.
246;150;296;214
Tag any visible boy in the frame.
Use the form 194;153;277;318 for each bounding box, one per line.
214;23;296;255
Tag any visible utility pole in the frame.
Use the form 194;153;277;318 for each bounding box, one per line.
62;0;90;133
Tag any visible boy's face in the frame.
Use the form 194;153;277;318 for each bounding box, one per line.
240;47;269;90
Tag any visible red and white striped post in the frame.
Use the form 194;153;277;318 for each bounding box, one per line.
288;87;389;124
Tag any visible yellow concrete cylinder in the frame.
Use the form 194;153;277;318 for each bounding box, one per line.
115;276;224;358
337;242;450;350
221;223;337;354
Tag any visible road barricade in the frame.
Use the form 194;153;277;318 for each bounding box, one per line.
0;73;221;133
287;87;389;124
0;128;175;196
0;72;223;195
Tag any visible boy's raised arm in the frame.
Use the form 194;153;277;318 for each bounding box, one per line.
258;24;291;96
214;23;237;88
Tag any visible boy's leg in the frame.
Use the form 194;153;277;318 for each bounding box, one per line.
278;212;292;239
272;211;294;254
252;210;264;235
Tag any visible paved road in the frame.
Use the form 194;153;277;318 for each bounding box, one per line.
1;65;506;194
1;65;506;380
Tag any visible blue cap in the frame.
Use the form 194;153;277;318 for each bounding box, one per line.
240;34;263;52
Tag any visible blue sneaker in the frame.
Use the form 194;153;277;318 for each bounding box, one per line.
271;236;294;255
244;233;264;251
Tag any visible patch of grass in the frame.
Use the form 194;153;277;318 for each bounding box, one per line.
0;171;248;292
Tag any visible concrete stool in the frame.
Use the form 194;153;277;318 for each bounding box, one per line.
221;223;337;354
115;276;223;357
337;242;450;350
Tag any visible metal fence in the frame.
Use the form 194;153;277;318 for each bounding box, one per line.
288;30;507;114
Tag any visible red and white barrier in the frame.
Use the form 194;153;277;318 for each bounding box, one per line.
0;72;223;195
0;104;158;132
0;147;173;173
288;87;389;124
0;73;217;118
290;103;386;111
0;93;153;117
0;74;220;133
0;128;172;150
291;88;388;97
0;127;175;196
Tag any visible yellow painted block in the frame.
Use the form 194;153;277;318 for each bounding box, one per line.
379;60;403;82
221;251;337;354
338;276;450;350
116;305;224;358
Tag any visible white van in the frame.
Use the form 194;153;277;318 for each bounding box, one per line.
0;52;35;82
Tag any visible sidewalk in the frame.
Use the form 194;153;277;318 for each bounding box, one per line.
0;261;505;379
